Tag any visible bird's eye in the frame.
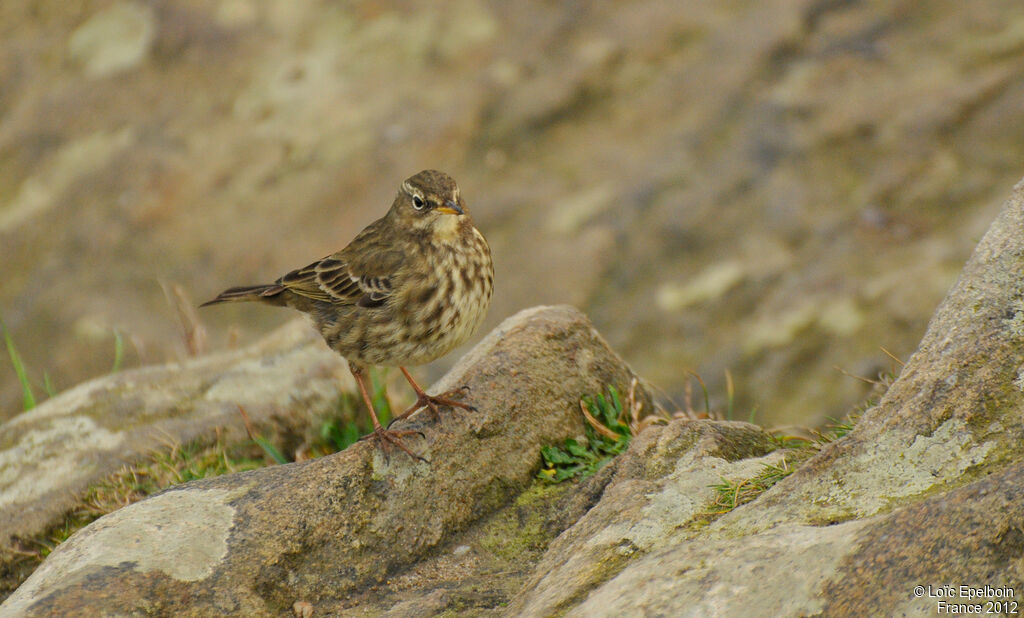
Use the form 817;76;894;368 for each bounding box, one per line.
412;195;426;210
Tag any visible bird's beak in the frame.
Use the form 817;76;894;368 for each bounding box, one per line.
437;200;464;216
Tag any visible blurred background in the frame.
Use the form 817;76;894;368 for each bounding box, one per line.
1;0;1023;427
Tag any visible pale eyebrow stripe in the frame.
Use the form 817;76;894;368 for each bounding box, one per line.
401;181;425;201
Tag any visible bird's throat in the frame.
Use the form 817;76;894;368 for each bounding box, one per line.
433;214;464;243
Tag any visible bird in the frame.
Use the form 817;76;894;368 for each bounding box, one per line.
201;170;494;461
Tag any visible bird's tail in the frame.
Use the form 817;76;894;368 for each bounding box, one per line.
199;284;286;307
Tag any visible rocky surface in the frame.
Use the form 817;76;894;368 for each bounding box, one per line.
570;463;1024;617
507;420;783;617
719;174;1024;531
0;318;351;564
1;305;653;615
5;178;1024;615
526;177;1024;615
4;1;1024;426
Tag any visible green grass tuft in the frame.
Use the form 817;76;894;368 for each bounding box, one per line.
819;414;857;442
312;369;394;455
369;367;393;424
244;368;397;463
3;379;400;597
42;372;57;398
319;418;364;452
315;393;368;453
708;410;862;517
3;319;131;411
709;460;797;513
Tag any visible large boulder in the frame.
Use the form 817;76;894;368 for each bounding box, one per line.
1;305;652;615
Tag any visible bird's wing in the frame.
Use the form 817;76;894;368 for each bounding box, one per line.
277;221;405;308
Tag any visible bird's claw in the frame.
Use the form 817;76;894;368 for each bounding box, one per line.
388;386;477;427
360;427;429;463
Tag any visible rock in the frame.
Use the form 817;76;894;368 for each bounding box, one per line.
569;460;1024;617
511;177;1024;615
0;319;351;565
0;128;136;231
1;305;652;615
67;2;156;78
720;175;1024;530
507;419;781;616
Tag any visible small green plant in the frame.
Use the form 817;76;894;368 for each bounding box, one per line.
316;370;394;453
319;417;364;452
815;413;860;444
687;371;711;418
42;372;57;398
252;435;289;464
235;405;289;464
769;432;816;451
708;410;864;517
316;393;365;454
539;386;632;483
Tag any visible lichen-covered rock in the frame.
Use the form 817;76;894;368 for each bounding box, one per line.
506;419;781;617
0;319;351;564
509;177;1024;615
569;461;1024;617
1;305;652;616
720;176;1024;532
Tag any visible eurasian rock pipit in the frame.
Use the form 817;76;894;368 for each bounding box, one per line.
202;170;494;460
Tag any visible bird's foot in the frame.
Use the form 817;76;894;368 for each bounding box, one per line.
389;385;475;427
359;426;429;463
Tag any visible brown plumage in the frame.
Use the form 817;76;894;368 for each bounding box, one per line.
202;170;494;460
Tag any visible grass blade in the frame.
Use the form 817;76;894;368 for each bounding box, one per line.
253;436;289;465
43;372;57;397
111;330;124;373
2;318;36;410
370;368;392;425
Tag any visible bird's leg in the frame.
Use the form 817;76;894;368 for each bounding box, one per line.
390;366;476;425
351;365;427;463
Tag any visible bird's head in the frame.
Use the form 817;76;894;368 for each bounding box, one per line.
389;170;471;239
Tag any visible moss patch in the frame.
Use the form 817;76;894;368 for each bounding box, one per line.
477;481;573;563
